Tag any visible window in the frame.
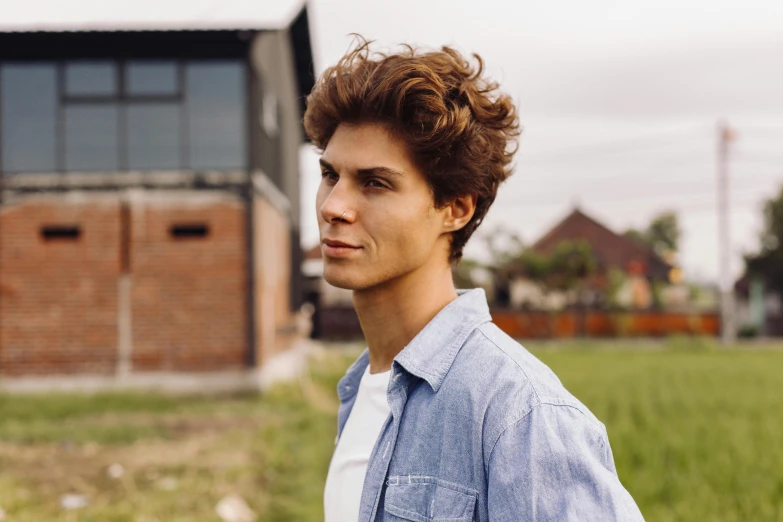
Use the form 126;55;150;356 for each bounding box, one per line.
65;105;120;171
259;84;282;187
187;62;246;170
41;225;81;241
127;61;178;96
0;63;58;172
0;59;247;173
170;223;209;239
65;61;117;96
128;103;181;169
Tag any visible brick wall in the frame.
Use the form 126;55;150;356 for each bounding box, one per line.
0;196;121;375
0;190;256;377
253;194;292;366
129;193;249;371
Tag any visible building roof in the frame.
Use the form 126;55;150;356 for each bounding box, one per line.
532;207;671;279
0;0;305;33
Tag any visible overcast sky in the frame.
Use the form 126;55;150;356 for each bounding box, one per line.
299;0;783;284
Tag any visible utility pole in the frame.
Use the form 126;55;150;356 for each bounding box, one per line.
717;120;736;345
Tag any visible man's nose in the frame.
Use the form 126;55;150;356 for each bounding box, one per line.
319;181;355;224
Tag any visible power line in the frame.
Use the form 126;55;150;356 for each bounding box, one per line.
493;191;770;212
733;126;783;138
516;151;709;181
513;133;781;183
516;149;782;178
516;124;710;165
732;150;783;164
495;172;783;207
512;165;782;196
490;196;764;213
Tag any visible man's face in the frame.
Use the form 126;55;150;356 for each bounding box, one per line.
316;122;451;291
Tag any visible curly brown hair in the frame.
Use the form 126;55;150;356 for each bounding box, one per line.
304;37;520;262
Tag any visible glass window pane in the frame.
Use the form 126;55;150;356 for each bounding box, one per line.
1;63;57;172
64;105;119;171
186;61;246;169
259;86;282;187
127;61;178;96
128;103;180;169
65;61;117;96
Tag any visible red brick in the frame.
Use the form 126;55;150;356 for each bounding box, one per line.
0;193;252;376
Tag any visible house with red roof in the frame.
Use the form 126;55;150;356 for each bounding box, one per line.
506;207;677;310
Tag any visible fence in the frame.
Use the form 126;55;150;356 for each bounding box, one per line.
315;306;721;341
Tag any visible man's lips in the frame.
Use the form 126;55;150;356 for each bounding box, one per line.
323;239;360;249
322;239;362;258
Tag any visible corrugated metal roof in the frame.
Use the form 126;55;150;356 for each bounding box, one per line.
0;0;306;33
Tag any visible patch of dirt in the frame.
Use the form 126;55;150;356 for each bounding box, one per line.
0;412;262;499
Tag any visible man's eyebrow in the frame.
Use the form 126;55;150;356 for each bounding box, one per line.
319;158;404;179
319;158;336;171
356;166;405;179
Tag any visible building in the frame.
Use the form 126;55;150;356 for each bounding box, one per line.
0;1;315;386
506;207;674;310
734;274;783;337
532;208;671;279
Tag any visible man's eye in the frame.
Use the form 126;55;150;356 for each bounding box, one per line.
322;170;339;183
366;179;386;189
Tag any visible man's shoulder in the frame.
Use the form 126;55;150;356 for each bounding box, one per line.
448;322;605;437
454;321;570;401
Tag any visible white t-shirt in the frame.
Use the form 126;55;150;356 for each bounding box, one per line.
324;366;391;522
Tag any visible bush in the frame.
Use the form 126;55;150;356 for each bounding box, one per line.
737;323;760;339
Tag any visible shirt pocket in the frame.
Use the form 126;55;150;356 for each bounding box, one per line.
383;476;477;522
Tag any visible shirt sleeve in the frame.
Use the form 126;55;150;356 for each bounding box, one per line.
487;401;645;522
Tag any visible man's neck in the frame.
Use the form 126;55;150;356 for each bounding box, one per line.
353;262;457;374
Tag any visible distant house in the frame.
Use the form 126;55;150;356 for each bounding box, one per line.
0;1;315;385
532;208;670;278
734;274;783;336
507;207;674;310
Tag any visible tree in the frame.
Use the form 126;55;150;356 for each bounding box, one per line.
744;185;783;303
500;240;598;307
647;212;680;255
539;240;597;292
480;226;524;267
622;228;648;248
623;211;680;256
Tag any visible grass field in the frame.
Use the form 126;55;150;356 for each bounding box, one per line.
0;339;782;521
530;339;783;522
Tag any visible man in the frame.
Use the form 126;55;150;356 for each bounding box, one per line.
305;39;645;522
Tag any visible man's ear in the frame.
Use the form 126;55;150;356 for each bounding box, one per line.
443;194;477;232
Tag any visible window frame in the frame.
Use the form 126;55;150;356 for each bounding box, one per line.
60;59;185;171
0;58;248;174
0;61;59;173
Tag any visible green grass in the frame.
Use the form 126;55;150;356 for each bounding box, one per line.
252;349;356;522
0;342;781;521
0;351;355;522
528;343;783;522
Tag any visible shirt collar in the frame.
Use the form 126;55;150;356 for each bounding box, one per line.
337;288;492;401
337;348;369;403
394;288;491;393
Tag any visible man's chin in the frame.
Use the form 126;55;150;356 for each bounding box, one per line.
323;267;362;290
324;277;358;290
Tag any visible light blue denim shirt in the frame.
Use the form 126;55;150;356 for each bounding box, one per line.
335;288;645;521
